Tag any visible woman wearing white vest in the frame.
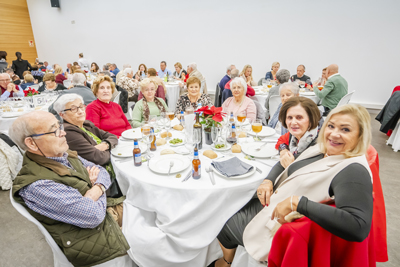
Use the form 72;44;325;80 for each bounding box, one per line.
209;104;373;266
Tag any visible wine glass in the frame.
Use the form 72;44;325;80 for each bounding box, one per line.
141;122;151;152
163;114;171;140
211;125;219;148
237;111;247;132
185;128;195;158
149;115;157;132
251;119;263;141
193;129;201;150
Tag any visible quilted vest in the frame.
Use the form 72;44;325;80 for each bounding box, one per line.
12;150;130;267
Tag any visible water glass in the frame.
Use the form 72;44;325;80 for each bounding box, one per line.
211;125;218;147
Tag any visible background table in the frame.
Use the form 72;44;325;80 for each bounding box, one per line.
114;124;279;267
253;86;321;107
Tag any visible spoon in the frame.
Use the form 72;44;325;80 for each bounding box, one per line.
168;161;174;177
205;166;216;185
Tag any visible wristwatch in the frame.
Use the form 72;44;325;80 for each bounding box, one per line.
97;184;106;195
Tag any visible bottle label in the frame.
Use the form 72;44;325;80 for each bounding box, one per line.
192;164;201;178
134;153;142;163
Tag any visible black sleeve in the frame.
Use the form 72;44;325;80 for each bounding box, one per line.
265;161;285;185
297;163;373;242
27;61;32;70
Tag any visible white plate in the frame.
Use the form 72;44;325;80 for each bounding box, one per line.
111;143;148;158
121;129;143;140
211;143;232;151
1;112;24;118
168;139;185;147
241;142;278;158
211;158;256;179
300;92;315;96
149;154;190;174
247;126;276;137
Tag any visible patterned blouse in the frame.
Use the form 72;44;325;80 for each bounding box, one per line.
116;75;139;98
174;93;213;115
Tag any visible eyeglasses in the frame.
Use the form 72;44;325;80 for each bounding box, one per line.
29;124;64;138
144;89;156;92
63;104;86;113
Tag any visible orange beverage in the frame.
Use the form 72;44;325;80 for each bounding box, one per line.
237;115;246;122
318;86;323;90
168;112;175;120
142;125;150;135
267;84;272;89
252;123;262;133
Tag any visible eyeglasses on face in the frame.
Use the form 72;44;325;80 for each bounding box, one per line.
144;89;156;92
63;104;86;113
29;123;64;138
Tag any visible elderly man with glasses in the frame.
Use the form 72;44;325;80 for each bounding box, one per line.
10;110;131;267
0;73;24;101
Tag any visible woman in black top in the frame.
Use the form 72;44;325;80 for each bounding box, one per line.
172;62;187;80
11;52;32;79
210;104;373;267
38;73;66;92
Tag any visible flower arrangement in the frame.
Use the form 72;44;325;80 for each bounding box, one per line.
24;88;39;97
196;106;226;131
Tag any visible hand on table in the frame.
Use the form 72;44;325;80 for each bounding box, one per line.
257;180;273;207
280;150;295;169
86;166;100;185
306;84;312;90
68;84;74;89
271;195;299;224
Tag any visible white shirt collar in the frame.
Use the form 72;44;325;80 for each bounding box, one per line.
328;73;340;80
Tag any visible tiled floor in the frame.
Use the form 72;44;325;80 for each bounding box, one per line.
0;111;398;267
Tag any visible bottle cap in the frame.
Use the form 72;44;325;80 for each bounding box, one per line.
181;111;184;114
134;139;138;145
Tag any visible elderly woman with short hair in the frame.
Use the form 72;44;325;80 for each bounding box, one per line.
86;76;131;137
173;62;187;80
140;68;166;100
265;61;280;81
268;82;300;134
211;104;374;267
38;73;67;92
131;78;168;128
175;76;212;115
20;74;35;90
240;64;257;87
116;68;140;102
222;77;257;122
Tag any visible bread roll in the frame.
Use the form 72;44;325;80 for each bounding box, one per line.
156;138;167;146
231;144;241;153
173;124;184;131
160;132;173;138
160;149;175;155
203;150;218;159
238;131;247;138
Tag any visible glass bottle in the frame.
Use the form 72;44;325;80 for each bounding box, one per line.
227;123;237;144
192;147;201;179
180;111;185;126
193;112;203;149
133;139;142;166
229;111;234;125
150;128;157;151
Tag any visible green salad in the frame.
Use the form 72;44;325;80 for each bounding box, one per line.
215;144;225;149
169;138;183;144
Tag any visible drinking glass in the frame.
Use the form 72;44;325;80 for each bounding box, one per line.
251;119;263;141
149;115;157;131
262;79;268;88
141;122;151;153
163;114;171;139
237;111;247;132
185;128;195;158
193;128;201;150
211;125;218;147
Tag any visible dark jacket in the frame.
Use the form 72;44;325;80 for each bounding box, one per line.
12;150;129;267
11;59;32;79
376;91;400;133
38;83;66;92
115;85;129;113
63;120;118;166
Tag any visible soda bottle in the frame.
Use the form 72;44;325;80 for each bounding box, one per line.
133;139;142;166
192;146;201;179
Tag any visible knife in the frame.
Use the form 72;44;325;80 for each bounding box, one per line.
181;168;192;182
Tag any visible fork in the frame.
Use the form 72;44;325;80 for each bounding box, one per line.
168;161;174;177
255;140;278;151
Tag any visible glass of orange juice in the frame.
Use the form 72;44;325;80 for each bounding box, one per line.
251;119;263;140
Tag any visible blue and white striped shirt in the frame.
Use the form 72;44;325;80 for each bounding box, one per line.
19;153;111;229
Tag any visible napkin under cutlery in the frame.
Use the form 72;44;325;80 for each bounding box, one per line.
211;157;254;177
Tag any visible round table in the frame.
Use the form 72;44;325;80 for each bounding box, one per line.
253;86;321;106
165;82;181;112
113;121;279;267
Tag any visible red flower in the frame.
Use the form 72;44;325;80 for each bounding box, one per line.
212;114;223;122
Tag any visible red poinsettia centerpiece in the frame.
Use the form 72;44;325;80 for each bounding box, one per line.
24;88;39;97
196;105;226;131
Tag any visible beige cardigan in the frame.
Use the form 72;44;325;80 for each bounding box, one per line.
243;145;372;262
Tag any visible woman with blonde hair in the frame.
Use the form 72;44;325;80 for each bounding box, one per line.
54;65;67;84
240;64;257;86
138;68;167;100
131;78;168;127
265;61;280;81
175;76;212;115
172;62;187;80
211;104;374;266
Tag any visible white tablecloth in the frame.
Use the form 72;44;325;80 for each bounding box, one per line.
254;91;320;107
165;82;181;112
114;125;279;267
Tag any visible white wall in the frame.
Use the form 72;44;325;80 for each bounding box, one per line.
27;0;400;108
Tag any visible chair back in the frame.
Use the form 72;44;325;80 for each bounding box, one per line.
214;83;221;107
9;190;138;267
113;92;121;104
268;95;281;119
249;97;267;125
257;78;263;86
337;90;355;107
28;84;40;91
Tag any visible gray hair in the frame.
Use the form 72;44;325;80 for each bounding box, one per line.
123;64;131;70
103;65;109;71
99;71;111;77
71;73;86;86
188;62;197;71
298;64;306;71
276;69;290;84
230;69;240;78
0;73;11;81
123;68;133;76
279;82;300;95
53;93;84;114
226;64;235;71
231;77;247;95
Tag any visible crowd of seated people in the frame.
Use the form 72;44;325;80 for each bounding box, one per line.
2;52;382;267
